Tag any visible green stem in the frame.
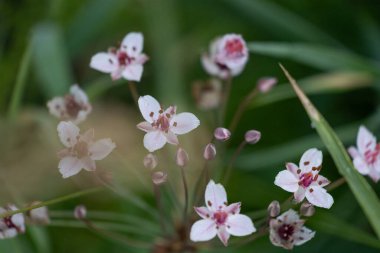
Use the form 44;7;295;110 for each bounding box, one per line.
128;81;139;105
180;166;189;226
223;140;247;184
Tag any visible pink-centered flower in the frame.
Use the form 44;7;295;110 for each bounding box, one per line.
190;180;256;246
90;32;148;81
47;85;92;124
57;121;116;178
269;209;315;250
202;34;248;79
348;126;380;182
0;204;25;239
274;148;334;209
137;95;200;152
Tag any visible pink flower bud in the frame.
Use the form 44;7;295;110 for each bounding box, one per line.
300;202;315;217
27;201;50;225
214;127;231;141
267;200;280;217
176;148;189;167
203;143;216;160
74;205;87;220
152;171;168;185
144;153;158;170
257;77;277;93
245;130;261;144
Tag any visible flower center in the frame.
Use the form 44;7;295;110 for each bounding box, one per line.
277;224;295;241
300;172;314;188
224;38;244;57
74;141;89;158
155;115;170;132
213;211;228;225
364;144;380;165
117;51;134;66
64;95;86;118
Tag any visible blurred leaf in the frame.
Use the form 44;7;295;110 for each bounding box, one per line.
84;76;123;100
359;14;380;61
282;64;380;238
31;22;72;97
28;226;51;253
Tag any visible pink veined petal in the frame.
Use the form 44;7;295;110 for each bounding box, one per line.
201;54;220;76
190;219;217;242
170;112;200;135
111;68;123;80
70;84;89;104
312;174;330;188
47;97;66;118
226;214;256;236
286;162;299;177
135;54;149;65
122;64;143;82
137;121;155;132
205;180;227;211
57;121;80;147
357;125;376;155
165;131;179;145
293;226;315;246
90;53;119;73
274;170;299;193
138;95;161;123
89;138;116;160
194;206;212;219
353;156;370;175
217;226;230;247
224;202;241;215
347;146;359;159
294;187;306;203
305;186;334;209
58;156;83;178
121;32;144;57
143;131;167;152
299;148;323;173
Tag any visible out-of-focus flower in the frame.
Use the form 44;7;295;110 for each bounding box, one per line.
57;121;116;178
176;148;189;167
203;143;216;160
27;202;50;225
202;34;248;79
257;77;277;93
74;205;87;220
267;200;280;218
269;209;315;250
137;95;200;152
274;148;334;209
245;130;261;144
299;202;315;217
144;153;158;170
214;127;231;141
348;126;380;182
152;171;168;185
47;85;92;124
0;204;25;239
190;180;255;246
192;79;222;110
90;32;148;81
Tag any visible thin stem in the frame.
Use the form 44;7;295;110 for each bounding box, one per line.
223;140;247;184
326;177;346;191
192;161;209;207
153;184;167;234
220;76;232;126
128;81;139;105
180;166;189;226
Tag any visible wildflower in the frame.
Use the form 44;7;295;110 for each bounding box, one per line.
190;180;255;246
176;148;189;167
57;121;116;178
348;126;380;182
274;148;334;209
27;202;50;225
202;34;248;79
192;79;222;110
245;130;261;144
90;32;148;81
203;143;216;160
257;77;277;93
214;127;231;141
137;95;200;152
47;85;92;124
269;209;315;250
0;204;25;239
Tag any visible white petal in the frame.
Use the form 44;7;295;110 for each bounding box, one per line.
277;209;300;224
121;32;144;57
194;206;212;219
357;125;376;155
305;186;334;209
205;180;227;211
313;175;330;188
347;146;359;159
217;227;230;246
294;187;306;203
353;156;370;175
122;64;143;82
57;121;80;147
274;170;299;193
80;129;94;143
165;131;179;145
58;156;83;178
47;97;66;118
190;219;217;242
224;202;241;215
293;226;315;246
286;162;299;177
201;54;220;76
81;157;96;171
368;169;380;183
226;214;256;236
90;53;119;73
70;84;89;104
170;112;200;135
299;148;323;173
89;138;116;160
143;131;167;152
138;95;161;123
137;121;155;132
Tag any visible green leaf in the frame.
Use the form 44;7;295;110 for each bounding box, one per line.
281;64;380;239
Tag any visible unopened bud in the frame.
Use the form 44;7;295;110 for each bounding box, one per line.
300;202;315;217
27;201;50;225
267;200;280;217
203;143;216;160
257;77;277;93
245;130;261;144
214;127;231;141
144;153;158;170
74;205;87;220
176;148;189;167
152;171;168;185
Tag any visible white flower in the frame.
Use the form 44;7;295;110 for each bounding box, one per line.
269;209;315;250
90;32;148;81
190;180;256;246
57;121;116;178
0;204;25;239
348;126;380;182
274;148;334;209
137;95;200;152
47;85;92;124
201;34;248;79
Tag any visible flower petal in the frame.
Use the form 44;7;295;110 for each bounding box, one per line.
170;112;200;135
205;180;227;211
165;131;179;145
217;227;230;246
305;186;334;209
313;175;330;188
201;54;220;76
277;209;301;224
274;170;299;193
357;125;376;155
194;206;212;219
137;121;155;132
224;202;241;215
286;162;299;177
57;121;79;147
353;156;370;175
294;187;306;203
90;53;118;73
122;64;143;82
138;95;161;123
58;156;83;178
293;226;315;246
121;32;144;57
70;84;89;104
143;131;167;152
299;148;323;173
190;219;217;242
226;214;256;236
89;138;116;160
368;169;380;183
81;157;96;171
347;146;359;159
47;97;66;118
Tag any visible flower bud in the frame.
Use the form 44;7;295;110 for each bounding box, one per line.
245;130;261;144
27;201;50;225
152;171;168;185
300;202;315;217
144;153;158;170
176;148;189;167
74;205;87;220
214;127;231;141
203;143;216;160
257;77;277;93
267;200;280;217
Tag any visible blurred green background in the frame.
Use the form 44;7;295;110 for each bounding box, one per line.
1;0;380;252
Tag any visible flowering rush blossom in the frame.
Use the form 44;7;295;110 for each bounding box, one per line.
202;34;248;79
190;180;255;246
269;209;315;250
0;204;25;239
348;126;380;182
274;148;334;209
90;32;148;81
47;85;92;124
57;121;116;178
137;95;200;152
